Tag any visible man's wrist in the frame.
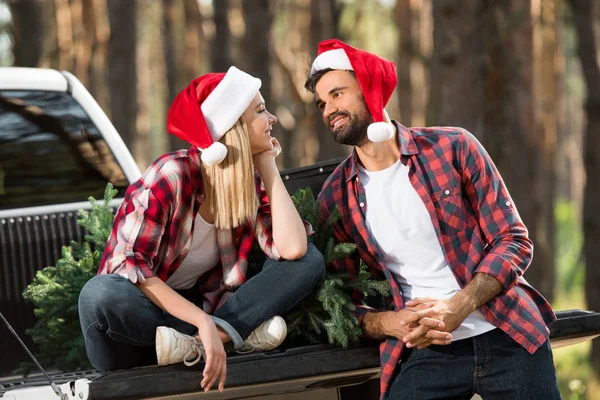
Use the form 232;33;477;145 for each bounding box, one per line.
363;311;390;339
450;290;477;319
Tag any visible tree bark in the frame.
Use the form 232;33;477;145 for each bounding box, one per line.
211;0;231;72
428;0;485;134
309;0;348;162
241;0;274;111
89;0;110;113
568;0;600;377
527;0;558;302
161;0;189;151
8;0;43;67
394;0;413;126
106;0;137;150
430;1;555;298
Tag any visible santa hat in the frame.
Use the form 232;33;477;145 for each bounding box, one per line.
310;39;397;143
167;66;261;166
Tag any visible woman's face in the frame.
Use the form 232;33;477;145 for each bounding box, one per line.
243;92;278;155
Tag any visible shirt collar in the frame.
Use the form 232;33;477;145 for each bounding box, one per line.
345;121;419;182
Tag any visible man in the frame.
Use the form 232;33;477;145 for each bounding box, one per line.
306;39;560;399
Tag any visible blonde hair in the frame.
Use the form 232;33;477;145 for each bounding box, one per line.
201;117;258;229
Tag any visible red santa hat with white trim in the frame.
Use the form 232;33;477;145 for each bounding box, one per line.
167;66;261;166
310;39;397;143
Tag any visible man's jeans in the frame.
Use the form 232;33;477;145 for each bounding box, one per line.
386;327;561;399
78;243;325;371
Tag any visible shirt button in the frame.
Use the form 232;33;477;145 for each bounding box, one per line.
444;189;450;195
359;202;365;208
506;201;511;206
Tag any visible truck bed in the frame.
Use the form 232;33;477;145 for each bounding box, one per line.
2;310;599;399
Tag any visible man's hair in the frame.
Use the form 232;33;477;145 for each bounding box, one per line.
201;116;258;229
304;68;333;93
304;69;357;93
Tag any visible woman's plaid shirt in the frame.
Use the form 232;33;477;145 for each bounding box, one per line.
318;122;555;399
98;147;286;313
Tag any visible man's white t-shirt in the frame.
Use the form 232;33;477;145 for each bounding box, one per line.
166;212;220;290
358;159;496;341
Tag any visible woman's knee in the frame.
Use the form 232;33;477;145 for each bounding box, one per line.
78;274;131;316
298;242;326;283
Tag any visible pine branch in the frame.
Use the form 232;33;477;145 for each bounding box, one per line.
21;184;118;371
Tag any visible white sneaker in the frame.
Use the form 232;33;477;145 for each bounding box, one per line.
240;316;287;353
156;326;206;366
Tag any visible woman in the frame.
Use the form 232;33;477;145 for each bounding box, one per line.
78;67;325;393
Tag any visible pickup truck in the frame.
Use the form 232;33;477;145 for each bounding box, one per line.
1;67;599;400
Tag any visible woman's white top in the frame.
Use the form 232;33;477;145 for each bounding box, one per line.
166;212;220;290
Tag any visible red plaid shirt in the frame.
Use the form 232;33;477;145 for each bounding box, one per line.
98;147;286;313
318;122;555;399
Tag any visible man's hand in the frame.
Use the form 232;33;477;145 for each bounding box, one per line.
363;302;452;348
403;296;474;348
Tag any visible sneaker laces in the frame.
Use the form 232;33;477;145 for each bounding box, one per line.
175;334;206;367
240;326;279;353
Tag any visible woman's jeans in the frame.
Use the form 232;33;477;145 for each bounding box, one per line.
78;243;325;371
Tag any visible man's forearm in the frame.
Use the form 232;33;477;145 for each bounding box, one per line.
363;311;393;341
452;272;503;313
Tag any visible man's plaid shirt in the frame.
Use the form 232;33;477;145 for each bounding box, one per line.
98;147;287;313
318;122;555;399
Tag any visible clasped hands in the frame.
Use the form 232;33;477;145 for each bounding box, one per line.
392;296;471;349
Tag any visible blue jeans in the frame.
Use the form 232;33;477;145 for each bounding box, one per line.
386;328;561;400
78;243;325;372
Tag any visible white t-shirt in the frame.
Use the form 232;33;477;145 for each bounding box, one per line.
166;212;220;290
358;159;496;341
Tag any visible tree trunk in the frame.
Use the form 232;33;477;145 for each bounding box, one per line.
106;0;137;150
428;0;485;134
89;0;110;113
527;0;558;302
241;0;274;111
310;0;348;162
8;0;43;67
183;0;207;81
54;0;75;71
568;0;600;378
162;0;189;151
211;0;231;72
394;0;413;125
430;1;554;298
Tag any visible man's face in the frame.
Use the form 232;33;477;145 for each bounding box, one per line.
314;70;372;146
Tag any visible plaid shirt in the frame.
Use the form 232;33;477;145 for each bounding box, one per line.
318;122;555;399
98;147;285;313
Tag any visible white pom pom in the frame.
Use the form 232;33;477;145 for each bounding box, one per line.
367;122;395;143
200;142;228;166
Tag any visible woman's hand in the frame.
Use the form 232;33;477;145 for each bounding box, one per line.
195;314;227;393
253;137;281;167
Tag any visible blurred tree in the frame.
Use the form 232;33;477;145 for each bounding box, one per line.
529;0;560;303
394;0;412;125
428;0;485;133
309;0;348;162
88;0;110;113
211;0;232;72
8;0;43;67
567;0;600;378
241;0;274;112
106;0;137;154
429;0;556;300
55;0;75;71
162;0;198;151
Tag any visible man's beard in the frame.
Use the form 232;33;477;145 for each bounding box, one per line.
328;109;372;147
